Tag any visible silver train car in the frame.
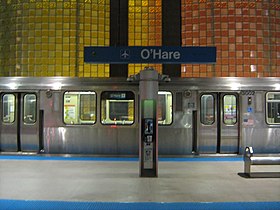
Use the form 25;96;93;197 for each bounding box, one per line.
0;77;280;155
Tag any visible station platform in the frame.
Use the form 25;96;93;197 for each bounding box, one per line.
0;155;279;210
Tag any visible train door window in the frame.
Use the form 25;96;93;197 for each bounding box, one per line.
200;94;215;125
101;91;134;125
158;91;172;125
64;91;96;125
266;92;280;125
2;94;15;123
23;94;37;124
223;95;237;125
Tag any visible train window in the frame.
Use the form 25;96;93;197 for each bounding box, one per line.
223;95;237;125
266;92;280;125
64;91;96;125
200;94;215;125
2;94;15;123
23;94;37;124
158;91;172;125
101;91;134;125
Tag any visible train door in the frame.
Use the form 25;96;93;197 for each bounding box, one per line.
0;92;41;152
197;92;239;154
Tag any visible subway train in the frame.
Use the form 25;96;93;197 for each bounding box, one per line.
0;76;280;156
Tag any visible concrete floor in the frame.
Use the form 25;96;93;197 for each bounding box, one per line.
0;158;279;203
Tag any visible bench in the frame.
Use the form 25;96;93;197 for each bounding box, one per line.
244;147;280;177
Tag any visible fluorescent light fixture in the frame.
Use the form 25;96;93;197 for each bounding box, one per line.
52;82;62;90
229;83;241;90
8;83;18;90
273;83;280;90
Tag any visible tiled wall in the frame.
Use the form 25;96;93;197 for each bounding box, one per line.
0;0;279;77
128;0;162;76
181;0;280;77
0;0;110;77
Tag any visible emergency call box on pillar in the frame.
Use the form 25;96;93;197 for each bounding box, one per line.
140;100;157;177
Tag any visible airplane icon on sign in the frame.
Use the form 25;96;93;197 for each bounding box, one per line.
120;49;130;59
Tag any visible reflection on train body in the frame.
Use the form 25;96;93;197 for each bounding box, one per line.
0;77;279;155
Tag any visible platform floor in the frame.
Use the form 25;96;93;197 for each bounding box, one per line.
0;155;279;209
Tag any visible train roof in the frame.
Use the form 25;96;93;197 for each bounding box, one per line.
0;77;279;91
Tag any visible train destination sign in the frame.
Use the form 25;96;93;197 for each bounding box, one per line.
84;46;216;64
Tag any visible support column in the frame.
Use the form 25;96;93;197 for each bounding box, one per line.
109;0;128;77
139;67;159;177
162;0;181;77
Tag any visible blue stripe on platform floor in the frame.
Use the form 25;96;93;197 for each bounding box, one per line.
0;200;279;210
0;155;243;162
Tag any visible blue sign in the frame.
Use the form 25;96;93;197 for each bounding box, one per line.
84;46;216;64
247;107;253;113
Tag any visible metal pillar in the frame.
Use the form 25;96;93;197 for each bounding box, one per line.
127;67;170;177
139;67;159;177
